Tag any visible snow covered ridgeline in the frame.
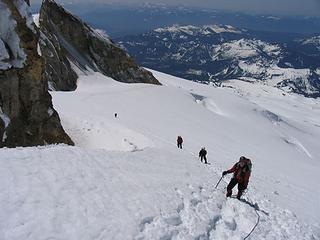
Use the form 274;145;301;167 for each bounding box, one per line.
154;24;242;35
1;70;319;239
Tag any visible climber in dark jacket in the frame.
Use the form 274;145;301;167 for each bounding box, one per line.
199;147;207;164
177;136;183;149
223;156;252;199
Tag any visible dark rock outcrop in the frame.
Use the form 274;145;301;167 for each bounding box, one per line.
39;0;160;88
0;0;73;147
38;31;78;91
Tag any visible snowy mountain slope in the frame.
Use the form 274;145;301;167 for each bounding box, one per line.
1;70;320;239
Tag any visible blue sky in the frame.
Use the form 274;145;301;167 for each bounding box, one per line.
33;0;320;16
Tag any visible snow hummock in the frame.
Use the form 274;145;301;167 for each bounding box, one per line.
0;70;319;239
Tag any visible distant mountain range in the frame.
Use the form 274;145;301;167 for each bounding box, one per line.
118;25;320;98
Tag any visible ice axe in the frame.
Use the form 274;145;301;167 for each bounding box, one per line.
215;176;224;189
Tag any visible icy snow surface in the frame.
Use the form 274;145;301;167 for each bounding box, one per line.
0;70;320;239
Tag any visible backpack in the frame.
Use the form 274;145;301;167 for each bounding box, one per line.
238;158;252;173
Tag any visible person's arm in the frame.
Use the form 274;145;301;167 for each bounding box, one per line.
223;163;237;176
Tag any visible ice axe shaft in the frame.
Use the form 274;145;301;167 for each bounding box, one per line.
215;176;223;189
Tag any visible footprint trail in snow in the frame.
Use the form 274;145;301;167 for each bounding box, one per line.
136;184;315;240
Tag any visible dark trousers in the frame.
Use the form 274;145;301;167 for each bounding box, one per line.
226;178;246;199
177;143;182;149
200;155;207;164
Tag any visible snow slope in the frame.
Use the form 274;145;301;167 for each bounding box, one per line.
1;70;320;239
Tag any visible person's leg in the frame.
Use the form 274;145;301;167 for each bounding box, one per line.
237;182;246;200
226;178;238;197
200;156;203;162
204;156;207;164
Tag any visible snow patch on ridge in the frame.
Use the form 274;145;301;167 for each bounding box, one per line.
0;107;11;142
32;13;40;27
93;28;113;45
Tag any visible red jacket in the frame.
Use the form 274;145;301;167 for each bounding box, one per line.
226;161;251;187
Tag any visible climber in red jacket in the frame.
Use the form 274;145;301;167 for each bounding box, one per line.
222;156;252;200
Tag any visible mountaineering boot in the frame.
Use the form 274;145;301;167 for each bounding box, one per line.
226;190;232;198
237;191;242;200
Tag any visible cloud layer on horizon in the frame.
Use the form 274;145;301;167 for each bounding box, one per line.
32;0;320;17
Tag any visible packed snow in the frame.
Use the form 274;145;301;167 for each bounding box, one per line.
1;69;320;239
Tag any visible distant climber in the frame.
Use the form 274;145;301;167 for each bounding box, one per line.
115;113;118;118
177;136;183;149
199;147;207;164
222;156;252;200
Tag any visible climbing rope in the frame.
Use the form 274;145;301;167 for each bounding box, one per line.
243;193;260;240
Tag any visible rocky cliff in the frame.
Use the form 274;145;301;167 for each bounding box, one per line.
0;0;73;147
39;0;160;88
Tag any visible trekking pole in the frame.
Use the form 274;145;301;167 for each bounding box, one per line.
242;189;248;198
215;176;223;189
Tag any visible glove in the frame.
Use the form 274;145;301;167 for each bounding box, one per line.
222;171;227;176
